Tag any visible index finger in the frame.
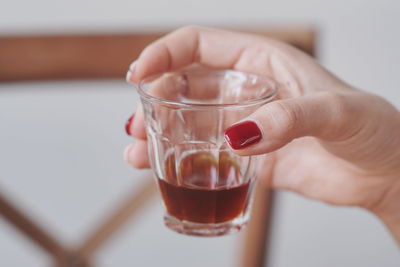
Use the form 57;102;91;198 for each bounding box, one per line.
129;26;278;83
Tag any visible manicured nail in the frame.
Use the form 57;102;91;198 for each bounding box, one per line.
129;61;137;71
224;121;262;149
123;144;134;162
125;114;135;136
126;70;133;83
126;61;137;83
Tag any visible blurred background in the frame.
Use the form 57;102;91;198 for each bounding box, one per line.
0;0;399;266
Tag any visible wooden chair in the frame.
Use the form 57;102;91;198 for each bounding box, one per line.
0;28;316;267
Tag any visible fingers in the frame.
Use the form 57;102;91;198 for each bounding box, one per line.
130;105;147;140
128;26;279;83
124;105;149;169
224;91;363;156
125;102;147;141
124;140;150;169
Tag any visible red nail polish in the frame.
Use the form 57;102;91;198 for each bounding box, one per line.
125;114;135;136
224;121;262;149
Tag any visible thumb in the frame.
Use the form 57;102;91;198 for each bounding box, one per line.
224;91;360;156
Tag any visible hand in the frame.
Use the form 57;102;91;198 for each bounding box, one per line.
124;26;400;244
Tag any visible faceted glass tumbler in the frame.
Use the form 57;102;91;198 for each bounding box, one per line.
135;68;278;236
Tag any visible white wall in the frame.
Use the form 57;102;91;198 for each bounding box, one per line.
1;0;399;266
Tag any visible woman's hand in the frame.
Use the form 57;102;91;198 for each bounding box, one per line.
124;26;400;244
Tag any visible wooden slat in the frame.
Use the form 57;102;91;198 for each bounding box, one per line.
0;33;160;81
0;28;315;82
240;188;275;267
0;192;68;260
75;179;157;261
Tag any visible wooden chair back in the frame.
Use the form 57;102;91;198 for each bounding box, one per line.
0;28;316;267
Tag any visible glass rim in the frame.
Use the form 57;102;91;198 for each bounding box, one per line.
135;69;279;109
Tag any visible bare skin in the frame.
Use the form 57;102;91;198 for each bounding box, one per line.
125;26;400;245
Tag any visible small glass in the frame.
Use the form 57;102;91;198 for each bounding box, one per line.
135;67;278;236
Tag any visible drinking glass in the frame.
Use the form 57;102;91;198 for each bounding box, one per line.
135;67;278;236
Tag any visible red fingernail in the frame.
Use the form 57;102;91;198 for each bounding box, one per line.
224;121;262;149
125;114;135;136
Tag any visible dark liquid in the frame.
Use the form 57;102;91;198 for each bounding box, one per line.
158;179;250;223
157;151;252;224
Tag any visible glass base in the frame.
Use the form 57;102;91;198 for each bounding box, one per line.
163;213;249;237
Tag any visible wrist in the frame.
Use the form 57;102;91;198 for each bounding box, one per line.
370;179;400;245
374;179;400;216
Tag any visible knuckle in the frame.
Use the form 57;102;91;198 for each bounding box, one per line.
321;91;352;126
264;101;304;140
322;91;348;115
275;101;303;133
319;91;358;139
176;25;201;35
